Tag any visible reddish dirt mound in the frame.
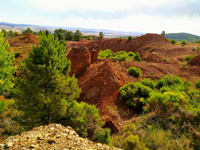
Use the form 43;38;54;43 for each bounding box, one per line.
78;61;130;132
20;33;38;44
68;33;171;53
67;44;100;77
189;54;200;66
8;33;38;47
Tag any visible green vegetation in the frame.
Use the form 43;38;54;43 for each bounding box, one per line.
119;36;123;41
22;27;33;34
128;36;133;40
115;75;200;149
14;32;80;126
74;29;83;41
0;32;111;144
127;67;142;78
98;49;141;62
170;39;177;44
0;32;15;96
166;33;200;43
181;40;187;46
161;30;166;37
99;32;104;39
184;54;196;62
195;80;200;89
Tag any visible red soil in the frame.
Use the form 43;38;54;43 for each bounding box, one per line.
189;54;200;66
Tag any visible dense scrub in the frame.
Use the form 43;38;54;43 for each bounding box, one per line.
98;49;141;62
115;75;200;149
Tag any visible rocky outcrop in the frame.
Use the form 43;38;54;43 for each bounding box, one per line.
67;44;100;77
1;124;121;150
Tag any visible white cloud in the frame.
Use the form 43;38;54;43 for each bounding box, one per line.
29;0;175;12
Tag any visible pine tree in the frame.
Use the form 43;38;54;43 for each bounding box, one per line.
14;32;81;126
0;32;15;96
74;29;83;41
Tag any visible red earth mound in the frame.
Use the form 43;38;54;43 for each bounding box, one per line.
189;54;200;66
20;33;38;44
68;33;171;53
78;60;130;133
67;44;100;77
8;33;38;47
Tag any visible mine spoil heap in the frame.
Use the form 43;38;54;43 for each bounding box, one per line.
0;124;121;150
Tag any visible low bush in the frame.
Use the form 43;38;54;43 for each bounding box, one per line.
60;101;111;144
133;52;141;62
128;52;135;57
128;36;133;40
184;54;196;62
195;80;200;89
156;75;183;89
98;49;113;60
141;78;156;89
119;83;152;111
127;67;142;78
98;49;142;62
170;39;177;44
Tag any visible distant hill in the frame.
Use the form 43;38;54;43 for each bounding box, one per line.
166;33;200;43
0;22;145;38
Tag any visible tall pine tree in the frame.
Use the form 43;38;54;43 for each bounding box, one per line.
14;32;81;126
0;31;15;96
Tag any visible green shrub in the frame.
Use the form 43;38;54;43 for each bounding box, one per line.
119;83;152;111
170;39;177;44
133;52;141;62
181;41;187;46
184;54;196;62
195;80;200;89
127;67;142;78
119;36;123;41
98;49;113;60
98;50;141;62
156;75;183;89
128;52;135;57
93;128;111;145
128;36;133;40
147;91;188;113
61;101;111;144
124;134;147;150
114;51;129;62
141;78;156;89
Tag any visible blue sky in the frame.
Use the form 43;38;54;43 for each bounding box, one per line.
1;0;200;35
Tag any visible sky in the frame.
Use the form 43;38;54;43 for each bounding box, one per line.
1;0;200;35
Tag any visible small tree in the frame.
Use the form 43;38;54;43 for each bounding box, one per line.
0;32;15;96
170;39;177;45
99;32;104;39
22;28;33;34
133;52;141;62
119;36;123;41
181;41;187;47
14;32;81;127
128;36;133;40
1;29;7;37
74;29;83;41
161;30;166;37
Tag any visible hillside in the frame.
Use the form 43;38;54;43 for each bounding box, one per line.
166;32;200;43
